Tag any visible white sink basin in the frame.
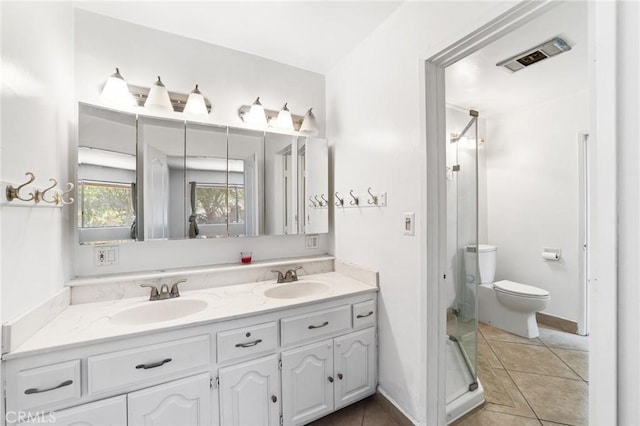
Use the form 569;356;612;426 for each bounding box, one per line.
264;281;330;299
111;298;208;325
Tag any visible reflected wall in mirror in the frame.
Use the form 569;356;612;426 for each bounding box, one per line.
78;104;137;244
265;133;298;235
137;116;186;241
301;138;329;234
228;128;264;237
185;123;228;239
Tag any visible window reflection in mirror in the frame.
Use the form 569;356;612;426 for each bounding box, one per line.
137;116;186;241
78;104;137;244
185;123;229;238
265;133;298;235
228;128;264;236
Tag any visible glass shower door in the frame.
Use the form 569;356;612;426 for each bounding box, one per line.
445;112;479;407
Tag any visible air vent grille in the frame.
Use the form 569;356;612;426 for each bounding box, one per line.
497;37;572;73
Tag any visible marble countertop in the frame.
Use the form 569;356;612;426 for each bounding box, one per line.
5;272;377;360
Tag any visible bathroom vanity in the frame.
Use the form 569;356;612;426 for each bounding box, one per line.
3;263;378;426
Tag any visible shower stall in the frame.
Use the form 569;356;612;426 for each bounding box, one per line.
445;109;484;422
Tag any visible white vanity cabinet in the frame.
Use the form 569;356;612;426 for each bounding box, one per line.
218;355;281;426
128;373;212;426
281;327;377;426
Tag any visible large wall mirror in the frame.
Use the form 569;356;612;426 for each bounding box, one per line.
77;103;328;244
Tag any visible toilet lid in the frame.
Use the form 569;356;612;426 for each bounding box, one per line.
493;280;549;298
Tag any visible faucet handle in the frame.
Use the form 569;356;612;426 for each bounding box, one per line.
271;270;284;283
140;283;159;300
170;279;186;298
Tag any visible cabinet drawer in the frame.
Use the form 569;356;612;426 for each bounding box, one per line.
88;335;210;394
15;360;81;412
281;305;351;347
352;300;376;329
218;322;277;364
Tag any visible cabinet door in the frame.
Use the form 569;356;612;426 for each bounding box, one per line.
281;340;334;426
334;328;377;409
21;395;126;426
219;355;280;426
128;373;211;426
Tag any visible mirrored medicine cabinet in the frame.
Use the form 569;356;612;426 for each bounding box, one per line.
77;103;328;245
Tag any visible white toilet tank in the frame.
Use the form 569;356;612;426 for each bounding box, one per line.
477;245;497;284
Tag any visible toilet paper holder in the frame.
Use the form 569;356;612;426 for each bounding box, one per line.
542;248;561;261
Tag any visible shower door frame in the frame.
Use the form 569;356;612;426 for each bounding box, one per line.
421;1;617;425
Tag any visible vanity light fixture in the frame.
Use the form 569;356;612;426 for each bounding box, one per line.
244;97;268;127
183;84;209;117
144;76;173;112
299;108;319;136
275;103;294;131
100;68;135;107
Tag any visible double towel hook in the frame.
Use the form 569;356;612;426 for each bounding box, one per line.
6;172;36;202
334;192;344;207
349;190;359;206
367;187;378;205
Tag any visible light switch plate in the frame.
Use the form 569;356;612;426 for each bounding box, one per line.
95;245;119;266
305;235;319;249
403;212;415;236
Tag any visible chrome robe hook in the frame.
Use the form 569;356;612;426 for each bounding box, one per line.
335;192;344;207
367;187;378;205
349;190;359;206
6;172;36;202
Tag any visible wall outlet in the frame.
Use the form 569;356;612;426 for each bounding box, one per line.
95;245;119;266
305;235;319;249
403;212;415;236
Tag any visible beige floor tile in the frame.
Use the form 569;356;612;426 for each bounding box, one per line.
484;369;537;418
478;355;512;406
538;326;589;352
479;323;543;346
455;408;542;426
541;421;572;426
550;347;589;381
488;341;581;379
479;338;504;369
510;371;588;425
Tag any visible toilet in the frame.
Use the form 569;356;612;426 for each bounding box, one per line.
473;245;550;338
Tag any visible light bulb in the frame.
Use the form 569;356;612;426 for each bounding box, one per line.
246;97;267;127
183;84;209;117
299;108;319;136
144;76;173;112
275;103;294;131
100;68;135;107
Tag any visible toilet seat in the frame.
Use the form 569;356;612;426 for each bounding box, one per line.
493;280;549;299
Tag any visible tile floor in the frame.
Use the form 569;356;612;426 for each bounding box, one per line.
455;323;588;426
308;323;588;426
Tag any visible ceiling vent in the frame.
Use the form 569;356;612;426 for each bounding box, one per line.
497;37;572;73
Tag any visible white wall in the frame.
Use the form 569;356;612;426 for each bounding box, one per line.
74;9;328;276
616;1;640;424
1;2;73;322
326;1;517;421
485;91;588;323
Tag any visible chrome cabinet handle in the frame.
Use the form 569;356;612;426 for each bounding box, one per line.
356;311;374;319
135;358;172;370
308;321;329;330
235;339;263;348
25;380;73;395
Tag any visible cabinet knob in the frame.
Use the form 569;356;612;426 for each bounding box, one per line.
271;395;278;403
328;376;334;383
338;373;343;380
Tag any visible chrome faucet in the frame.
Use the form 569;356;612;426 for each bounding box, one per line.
140;279;186;301
271;267;302;284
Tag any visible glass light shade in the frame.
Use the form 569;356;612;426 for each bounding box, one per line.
100;68;135;107
144;76;173;112
183;84;209;117
299;108;319;136
246;97;267;127
275;103;294;131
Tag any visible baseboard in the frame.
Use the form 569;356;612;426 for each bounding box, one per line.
375;387;418;426
536;312;578;334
